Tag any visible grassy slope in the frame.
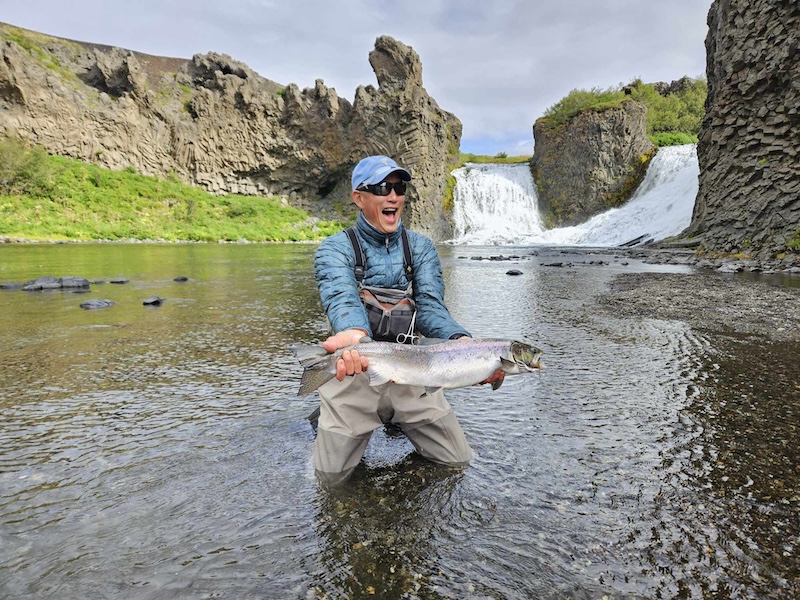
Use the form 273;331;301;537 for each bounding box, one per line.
0;143;349;242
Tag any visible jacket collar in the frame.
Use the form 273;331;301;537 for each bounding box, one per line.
356;212;403;247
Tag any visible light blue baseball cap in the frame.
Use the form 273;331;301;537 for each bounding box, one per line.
351;155;412;191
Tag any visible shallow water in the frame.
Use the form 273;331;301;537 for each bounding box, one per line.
0;243;797;599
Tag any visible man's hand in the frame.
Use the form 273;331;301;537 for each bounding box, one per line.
323;329;369;381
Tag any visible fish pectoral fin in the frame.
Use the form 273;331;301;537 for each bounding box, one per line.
491;378;504;391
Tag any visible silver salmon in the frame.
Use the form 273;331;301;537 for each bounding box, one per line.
291;338;543;396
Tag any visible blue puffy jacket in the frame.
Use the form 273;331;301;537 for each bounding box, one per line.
314;212;471;340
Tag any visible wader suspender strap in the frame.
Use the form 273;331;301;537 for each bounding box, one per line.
344;227;413;284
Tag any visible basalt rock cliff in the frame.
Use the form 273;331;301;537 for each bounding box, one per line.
0;24;461;240
685;0;799;256
530;100;656;228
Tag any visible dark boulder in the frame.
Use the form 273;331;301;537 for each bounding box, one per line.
80;299;115;310
58;276;91;288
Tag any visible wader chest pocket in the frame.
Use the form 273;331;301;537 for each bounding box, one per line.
360;285;416;343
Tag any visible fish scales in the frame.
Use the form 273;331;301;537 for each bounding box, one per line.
291;338;543;396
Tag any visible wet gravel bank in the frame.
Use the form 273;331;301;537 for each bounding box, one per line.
598;259;800;343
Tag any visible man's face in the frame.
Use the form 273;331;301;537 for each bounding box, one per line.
352;173;406;234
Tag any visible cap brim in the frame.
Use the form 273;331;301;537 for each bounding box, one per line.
362;166;412;186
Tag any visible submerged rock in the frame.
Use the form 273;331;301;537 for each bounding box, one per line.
22;276;60;291
59;276;91;288
20;275;91;290
80;299;115;310
143;295;165;306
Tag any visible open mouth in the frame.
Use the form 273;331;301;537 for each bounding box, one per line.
382;208;397;215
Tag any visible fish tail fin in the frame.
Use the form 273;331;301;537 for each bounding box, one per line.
290;343;328;365
298;368;336;396
290;343;336;396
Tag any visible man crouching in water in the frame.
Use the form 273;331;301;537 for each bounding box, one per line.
312;155;504;484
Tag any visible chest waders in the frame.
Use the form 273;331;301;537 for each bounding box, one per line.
308;226;417;432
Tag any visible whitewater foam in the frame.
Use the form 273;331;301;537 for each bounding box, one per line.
449;144;699;247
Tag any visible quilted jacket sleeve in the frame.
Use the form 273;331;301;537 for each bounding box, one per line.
314;232;371;335
410;233;471;340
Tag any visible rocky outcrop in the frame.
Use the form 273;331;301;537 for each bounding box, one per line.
531;100;656;228
0;24;461;239
685;0;799;255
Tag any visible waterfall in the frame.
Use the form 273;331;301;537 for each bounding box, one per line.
449;144;699;246
451;163;544;244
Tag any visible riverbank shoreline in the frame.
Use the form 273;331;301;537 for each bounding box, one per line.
0;236;319;245
598;267;800;343
599;245;800;342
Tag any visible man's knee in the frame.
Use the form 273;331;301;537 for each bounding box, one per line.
404;412;473;467
313;427;371;481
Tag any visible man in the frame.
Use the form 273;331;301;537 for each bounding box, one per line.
313;155;503;484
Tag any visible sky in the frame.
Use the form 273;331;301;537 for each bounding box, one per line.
1;0;712;156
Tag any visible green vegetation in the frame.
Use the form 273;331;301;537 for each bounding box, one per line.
787;229;800;251
0;24;79;83
538;78;707;146
0;138;348;242
539;87;626;131
442;173;457;213
459;153;531;164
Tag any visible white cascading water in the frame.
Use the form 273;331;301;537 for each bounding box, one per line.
451;163;544;244
449;144;699;246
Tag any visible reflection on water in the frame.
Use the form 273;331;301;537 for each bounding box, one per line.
0;243;798;598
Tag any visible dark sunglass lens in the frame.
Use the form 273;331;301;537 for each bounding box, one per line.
361;181;407;195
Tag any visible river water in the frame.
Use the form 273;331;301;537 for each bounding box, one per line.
1;243;798;599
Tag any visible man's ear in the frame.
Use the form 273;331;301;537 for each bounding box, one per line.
351;190;364;209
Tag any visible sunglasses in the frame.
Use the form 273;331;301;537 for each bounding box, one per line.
357;181;407;196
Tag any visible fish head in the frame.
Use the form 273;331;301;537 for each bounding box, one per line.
510;341;543;372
